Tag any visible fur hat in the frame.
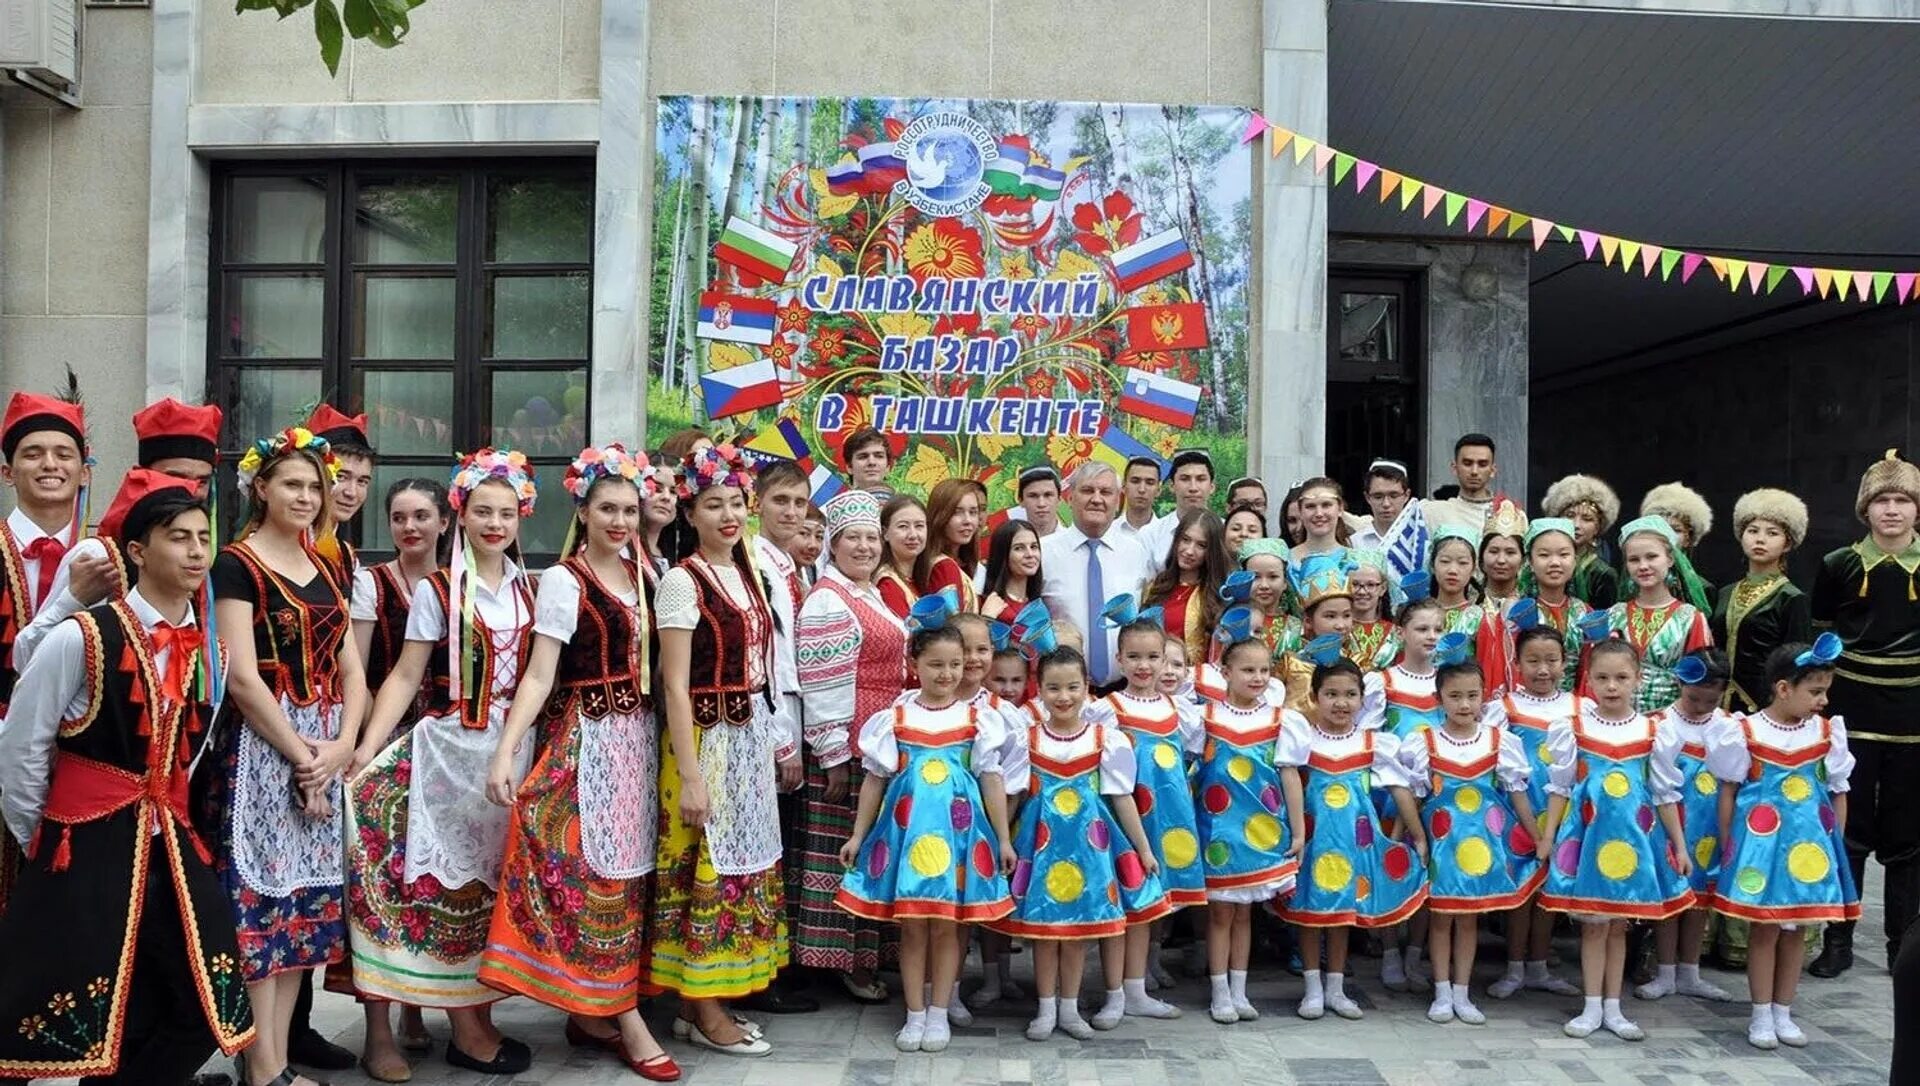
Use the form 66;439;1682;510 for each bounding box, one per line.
1541;473;1621;532
1640;482;1713;544
1857;449;1920;523
1733;488;1809;550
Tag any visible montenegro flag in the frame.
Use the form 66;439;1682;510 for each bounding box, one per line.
1124;302;1209;352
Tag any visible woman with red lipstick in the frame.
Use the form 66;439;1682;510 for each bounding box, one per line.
923;478;986;612
477;444;678;1080
345;451;538;1079
651;444;789;1057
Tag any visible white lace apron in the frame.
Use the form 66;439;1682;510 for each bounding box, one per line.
405;698;532;890
231;697;345;895
577;706;661;878
695;696;783;876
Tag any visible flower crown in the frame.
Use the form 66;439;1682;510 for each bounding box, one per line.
235;427;339;493
448;447;538;517
564;442;648;505
676;443;755;500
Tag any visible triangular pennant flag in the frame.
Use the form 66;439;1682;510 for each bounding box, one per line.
1747;262;1768;294
1660;249;1681;281
1312;143;1336;174
1530;217;1554;250
1598;235;1619;266
1873;271;1893;303
1443;191;1466;225
1793;267;1815;294
1765;265;1789;294
1422;185;1446;218
1576;230;1600;260
1269;127;1294;158
1506;212;1531;238
1464;198;1488;231
1377;169;1401;203
1618;240;1641;271
1240;112;1271;144
1400;179;1422;211
1723;258;1747;292
1833;271;1852;301
1293;136;1316;165
1896;272;1916;303
1486;207;1510;235
1813;268;1833;297
1853;270;1874;302
1353;160;1378;192
1706;256;1728;281
1681;253;1705;283
1555;225;1576;244
1332;152;1356;186
1640;244;1661;276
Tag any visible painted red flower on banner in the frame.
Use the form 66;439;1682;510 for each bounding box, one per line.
766;336;799;368
1116;348;1173;373
810;325;848;365
903;219;986;281
1023;371;1058;398
1072;191;1144;256
1010;312;1048;340
776;298;810;333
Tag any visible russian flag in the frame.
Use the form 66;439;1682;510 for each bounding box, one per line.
1110;228;1194;294
1116;367;1201;429
696;291;777;346
701;359;783;420
1090;424;1169;480
856;141;906;190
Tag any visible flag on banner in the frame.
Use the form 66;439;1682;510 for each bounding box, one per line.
745;415;811;462
715;217;798;282
984;140;1031;194
1125;302;1209;351
1382;501;1430;586
807;463;846;506
1109;228;1194;294
1117;368;1201;428
696;291;778;346
701;359;783;419
1090;424;1170;480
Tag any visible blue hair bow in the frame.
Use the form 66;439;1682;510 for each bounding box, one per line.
1102;592;1164;629
908;587;960;633
1506;597;1540;632
1673;655;1709;686
1301;633;1345;667
1215;605;1259;644
1433;631;1473;668
1397;570;1432;604
1019;610;1059;655
1219;570;1255;604
988;621;1014;652
1578;610;1614;644
1795;631;1843;668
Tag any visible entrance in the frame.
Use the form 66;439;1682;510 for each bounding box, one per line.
1327;270;1423;500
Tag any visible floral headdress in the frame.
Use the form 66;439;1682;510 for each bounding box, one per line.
564;442;648;505
448;447;537;517
676;443;755;500
235;427;339;493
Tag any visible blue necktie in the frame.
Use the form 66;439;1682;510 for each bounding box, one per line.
1084;537;1107;684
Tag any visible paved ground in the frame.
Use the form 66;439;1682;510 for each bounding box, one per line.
170;872;1895;1086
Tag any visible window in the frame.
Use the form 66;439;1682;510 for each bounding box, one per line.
209;161;594;561
1326;270;1423;499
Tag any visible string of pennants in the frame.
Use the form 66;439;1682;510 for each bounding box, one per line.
1242;112;1920;305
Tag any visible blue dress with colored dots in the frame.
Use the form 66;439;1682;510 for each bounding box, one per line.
1102;692;1208;909
1538;711;1695;920
1486;689;1574;841
835;700;1016;924
1368;665;1443;740
1402;723;1546;914
1193;701;1306;902
1707;711;1861;925
990;719;1171;940
1281;713;1427;928
1656;707;1727;896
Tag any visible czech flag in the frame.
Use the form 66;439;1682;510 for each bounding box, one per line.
696;291;777;346
1090;424;1169;480
1125;302;1209;352
1116;368;1201;429
715;217;798;283
1109;228;1194;294
701;359;783;420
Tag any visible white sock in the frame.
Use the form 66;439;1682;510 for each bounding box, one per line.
1504;961;1525;980
1524;960;1550;981
1303;970;1324;1000
1676;962;1701;986
1325;972;1346;998
1122;976;1180;1018
1752;1002;1774;1026
1029;996;1057;1034
1579;995;1603;1020
924;1005;948;1029
1058;996;1083;1023
905;1008;927;1027
1209;973;1231;1005
1603;997;1630;1023
1123;977;1148;999
1433;980;1452;1000
1101;987;1124;1012
1228;969;1249;1003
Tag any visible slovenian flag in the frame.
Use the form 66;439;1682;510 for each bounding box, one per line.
701;359;783;420
696;291;777;346
715;217;798;283
1090;424;1169;480
1109;228;1194;294
1116;368;1201;428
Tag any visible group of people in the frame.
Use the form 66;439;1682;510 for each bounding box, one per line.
0;392;1907;1085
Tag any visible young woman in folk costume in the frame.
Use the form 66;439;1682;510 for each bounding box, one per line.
651;444;791;1057
1641;482;1716;603
1714;489;1812;715
1140;508;1230;664
1287;476;1353;572
1541;474;1624;610
477;444;678;1080
640;461;679;580
1344;549;1401;671
980;518;1045;624
793;489;907;1004
1601;515;1715;714
1510;518;1594;694
1479;497;1529;616
199;428;369;1086
1428;527;1511;696
1223;504;1267;559
922;478;985;612
342;452;538;1081
875;494;929;621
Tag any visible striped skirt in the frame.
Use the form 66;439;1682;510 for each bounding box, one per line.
793;759;898;972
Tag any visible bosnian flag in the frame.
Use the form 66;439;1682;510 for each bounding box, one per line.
696;291;777;346
1116;368;1201;428
701;359;783;420
1109;228;1194;294
714;217;798;283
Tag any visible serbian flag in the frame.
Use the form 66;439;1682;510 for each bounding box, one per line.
1117;368;1201;428
1090;424;1169;480
1125;302;1209;351
701;359;782;420
696;291;777;346
714;217;798;283
1109;228;1193;294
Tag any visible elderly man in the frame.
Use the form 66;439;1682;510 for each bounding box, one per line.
1042;461;1155;688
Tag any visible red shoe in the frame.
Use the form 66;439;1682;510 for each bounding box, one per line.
615;1037;682;1082
563;1018;623;1053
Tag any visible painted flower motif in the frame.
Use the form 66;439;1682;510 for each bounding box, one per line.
1010;312;1048;339
1046;434;1095;475
209;954;236;977
1000;252;1037;279
808;325;848;369
1116;348;1172;373
766;336;799;368
903;219;986;281
776;298;810;333
1071;190;1144;256
46;992;75;1017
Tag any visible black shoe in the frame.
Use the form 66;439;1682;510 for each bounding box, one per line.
287;1028;356;1072
735;985;820;1014
1809;925;1854;979
446;1036;533;1076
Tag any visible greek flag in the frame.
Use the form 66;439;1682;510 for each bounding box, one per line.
1383;501;1430;587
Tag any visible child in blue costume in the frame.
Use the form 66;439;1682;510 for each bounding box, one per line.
1281;656;1427;1022
1481;624;1582;999
1707;637;1859;1051
1537;639;1695;1042
1194;635;1307;1025
1637;649;1737;1004
992;646;1169;1042
837;623;1017;1054
1401;648;1544;1026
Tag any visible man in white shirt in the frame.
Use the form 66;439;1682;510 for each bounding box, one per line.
1041;462;1153;689
1348;458;1413;551
1423;433;1499;539
1112;455;1169;572
1018;465;1063;539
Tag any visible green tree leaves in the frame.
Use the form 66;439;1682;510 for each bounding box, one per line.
233;0;428;75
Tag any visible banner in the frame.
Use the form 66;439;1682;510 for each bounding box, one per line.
650;97;1253;506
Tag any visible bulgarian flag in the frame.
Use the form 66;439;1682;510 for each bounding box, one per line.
714;217;798;283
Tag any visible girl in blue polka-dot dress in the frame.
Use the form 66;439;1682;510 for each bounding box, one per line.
837;625;1017;1054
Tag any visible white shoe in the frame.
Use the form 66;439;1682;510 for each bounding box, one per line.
1233;998;1260;1022
671;1014;763;1041
1773;1015;1807;1048
1210;1000;1239;1024
920;1018;951;1053
1676;976;1734;1002
1058;1015;1095;1040
1748;1020;1779;1050
1426;996;1455;1024
691;1022;773;1057
1297;993;1325;1020
1634;977;1674;1001
945;999;974;1027
1024;1017;1054;1042
1563;1012;1601;1038
968;984;1005;1009
1603;1015;1645;1041
1091;999;1125;1031
1124;993;1182;1019
1486;973;1524;1000
1328;992;1363;1020
1452;995;1486;1025
1526;973;1584;997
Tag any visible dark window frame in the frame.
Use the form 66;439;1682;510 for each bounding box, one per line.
1326;267;1426;498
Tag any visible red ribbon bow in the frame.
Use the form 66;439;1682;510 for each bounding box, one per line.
21;535;66;608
